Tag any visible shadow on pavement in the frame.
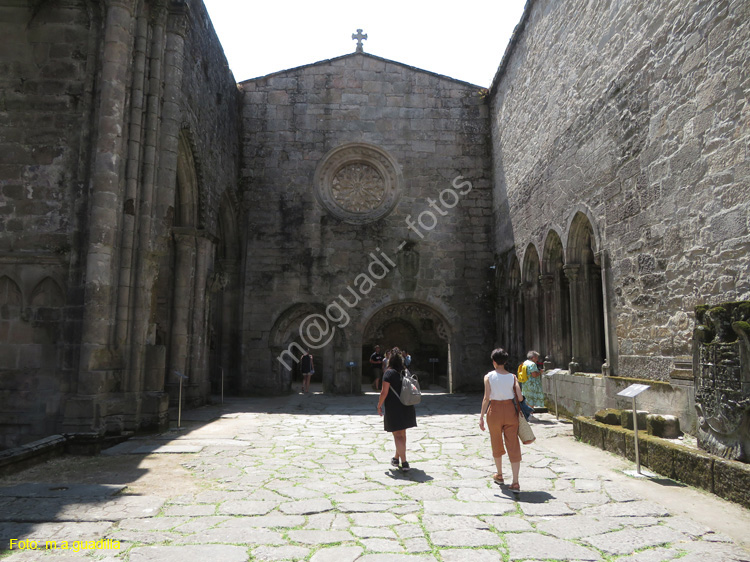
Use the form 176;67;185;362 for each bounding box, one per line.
384;468;434;483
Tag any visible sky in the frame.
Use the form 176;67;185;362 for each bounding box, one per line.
202;0;528;87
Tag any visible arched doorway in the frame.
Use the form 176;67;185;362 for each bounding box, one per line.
362;302;452;390
522;244;543;360
542;230;571;369
565;212;606;373
268;303;346;395
209;192;241;396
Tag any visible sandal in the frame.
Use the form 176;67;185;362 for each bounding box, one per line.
508;483;521;491
492;473;504;485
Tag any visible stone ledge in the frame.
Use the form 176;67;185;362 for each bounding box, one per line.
0;434;67;478
0;432;133;477
573;416;750;509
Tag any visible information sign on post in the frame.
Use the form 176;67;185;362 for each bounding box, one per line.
616;383;650;476
174;370;188;428
543;368;562;419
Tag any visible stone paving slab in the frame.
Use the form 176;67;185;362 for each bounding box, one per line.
1;393;749;561
0;484;125;498
129;445;203;454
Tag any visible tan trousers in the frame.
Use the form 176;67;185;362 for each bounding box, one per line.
487;399;522;462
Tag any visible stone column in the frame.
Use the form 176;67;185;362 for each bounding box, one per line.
187;233;215;404
117;9;149;392
540;273;555;364
584;260;605;372
218;260;240;392
64;0;136;433
563;264;581;373
168;230;196;399
154;1;188;230
128;0;167;388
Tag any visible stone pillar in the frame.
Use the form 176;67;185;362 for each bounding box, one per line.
540;273;555;364
522;278;541;355
154;1;188;231
64;0;136;433
168;231;196;395
217;260;240;392
582;261;604;372
563;264;581;373
127;0;168;390
188;233;215;403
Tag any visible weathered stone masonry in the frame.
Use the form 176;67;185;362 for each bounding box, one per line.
491;0;749;431
0;0;748;451
239;54;495;395
0;0;240;448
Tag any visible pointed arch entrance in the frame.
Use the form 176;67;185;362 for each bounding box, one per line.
362;301;453;391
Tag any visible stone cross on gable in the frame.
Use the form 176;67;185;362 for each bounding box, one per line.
352;29;368;53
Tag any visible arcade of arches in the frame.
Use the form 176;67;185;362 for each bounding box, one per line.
498;212;609;375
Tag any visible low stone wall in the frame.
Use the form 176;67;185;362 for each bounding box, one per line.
0;435;67;478
574;416;750;510
542;372;696;433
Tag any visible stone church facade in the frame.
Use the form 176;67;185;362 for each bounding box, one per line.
0;0;747;449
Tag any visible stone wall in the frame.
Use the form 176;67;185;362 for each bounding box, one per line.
0;0;241;449
490;0;750;383
240;53;494;394
0;0;102;449
542;373;696;433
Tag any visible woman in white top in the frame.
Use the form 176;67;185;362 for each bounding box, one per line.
479;347;524;491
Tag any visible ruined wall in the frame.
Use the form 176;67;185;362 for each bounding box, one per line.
491;0;750;381
0;0;241;448
240;53;494;394
0;0;101;448
180;1;240;235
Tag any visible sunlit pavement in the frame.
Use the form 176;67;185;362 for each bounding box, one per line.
2;385;749;561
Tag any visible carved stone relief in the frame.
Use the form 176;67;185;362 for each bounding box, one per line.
693;302;750;462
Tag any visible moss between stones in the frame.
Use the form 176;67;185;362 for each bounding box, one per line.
714;458;750;508
579;420;605;449
575;416;749;509
643;436;674;479
672;445;713;492
732;320;750;334
603;425;628;457
594;408;622;425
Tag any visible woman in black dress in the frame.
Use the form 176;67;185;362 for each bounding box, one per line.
376;352;417;471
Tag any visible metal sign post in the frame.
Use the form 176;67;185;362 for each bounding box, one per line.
429;358;439;385
543;369;562;419
616;383;651;477
174;371;188;428
347;361;356;395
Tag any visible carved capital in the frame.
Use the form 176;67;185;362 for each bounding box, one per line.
563;264;580;282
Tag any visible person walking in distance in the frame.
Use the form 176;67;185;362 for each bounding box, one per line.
479;347;524;491
521;350;544;416
370;345;384;391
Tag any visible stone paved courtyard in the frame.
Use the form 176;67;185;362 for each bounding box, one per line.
1;387;750;561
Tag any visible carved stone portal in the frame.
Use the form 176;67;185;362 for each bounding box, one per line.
693;301;750;462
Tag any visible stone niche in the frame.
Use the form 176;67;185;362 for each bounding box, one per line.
693;302;750;462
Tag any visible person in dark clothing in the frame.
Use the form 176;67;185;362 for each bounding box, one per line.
300;351;314;393
376;352;417;471
369;345;384;390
